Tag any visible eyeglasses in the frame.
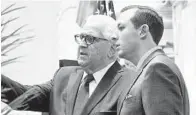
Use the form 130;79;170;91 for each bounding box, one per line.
74;34;108;45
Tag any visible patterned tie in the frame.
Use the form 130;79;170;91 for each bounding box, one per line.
73;74;94;115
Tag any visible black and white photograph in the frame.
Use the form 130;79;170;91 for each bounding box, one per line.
1;0;196;115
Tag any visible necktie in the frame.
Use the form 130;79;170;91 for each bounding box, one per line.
73;74;94;115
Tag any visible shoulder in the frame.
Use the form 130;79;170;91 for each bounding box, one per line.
52;66;81;93
142;55;183;88
53;66;80;82
147;54;182;77
57;66;80;75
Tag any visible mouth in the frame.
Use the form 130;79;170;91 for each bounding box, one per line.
80;52;88;56
116;44;120;51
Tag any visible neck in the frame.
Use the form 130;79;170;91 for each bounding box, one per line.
126;43;156;66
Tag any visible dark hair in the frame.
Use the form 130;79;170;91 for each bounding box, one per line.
121;5;164;45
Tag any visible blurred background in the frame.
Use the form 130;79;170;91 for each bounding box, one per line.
1;0;196;115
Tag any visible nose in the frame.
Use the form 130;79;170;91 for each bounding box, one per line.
115;43;120;48
78;41;88;48
115;39;120;47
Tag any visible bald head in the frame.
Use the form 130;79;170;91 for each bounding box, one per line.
81;15;118;41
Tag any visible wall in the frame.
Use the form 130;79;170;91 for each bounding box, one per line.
173;1;196;115
1;1;61;85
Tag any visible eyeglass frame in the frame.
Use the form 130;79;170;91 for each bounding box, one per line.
74;34;109;46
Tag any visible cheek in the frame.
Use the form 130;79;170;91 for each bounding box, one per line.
121;32;130;40
119;32;130;47
88;46;99;61
90;44;109;59
77;47;80;58
120;29;138;44
119;29;131;42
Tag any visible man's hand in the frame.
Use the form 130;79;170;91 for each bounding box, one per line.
1;88;12;103
1;101;41;115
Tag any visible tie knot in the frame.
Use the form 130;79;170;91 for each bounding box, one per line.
83;74;94;87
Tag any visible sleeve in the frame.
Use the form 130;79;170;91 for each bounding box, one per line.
141;63;183;115
1;74;52;112
1;74;31;103
3;68;63;112
9;80;53;112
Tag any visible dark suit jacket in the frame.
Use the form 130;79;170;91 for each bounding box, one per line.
117;49;189;115
50;61;137;115
1;74;52;112
1;60;79;112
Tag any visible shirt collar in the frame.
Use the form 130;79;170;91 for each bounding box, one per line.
83;61;115;84
136;46;162;69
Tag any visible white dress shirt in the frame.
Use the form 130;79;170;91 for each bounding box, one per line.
82;61;115;97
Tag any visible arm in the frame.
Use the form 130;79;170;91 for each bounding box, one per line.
1;74;31;103
1;68;64;112
9;80;53;112
142;63;183;115
1;101;41;115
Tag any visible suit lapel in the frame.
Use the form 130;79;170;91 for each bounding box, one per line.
117;68;140;115
80;61;122;115
66;68;84;115
117;48;165;115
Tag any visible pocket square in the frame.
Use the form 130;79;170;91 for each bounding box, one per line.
125;94;133;99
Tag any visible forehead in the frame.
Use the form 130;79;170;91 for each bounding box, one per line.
117;9;137;24
80;26;104;40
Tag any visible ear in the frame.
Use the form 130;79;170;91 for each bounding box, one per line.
139;24;149;39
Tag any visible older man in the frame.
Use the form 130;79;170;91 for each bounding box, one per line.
50;15;136;115
116;5;189;115
2;15;137;115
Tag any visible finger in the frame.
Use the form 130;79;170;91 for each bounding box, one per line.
1;88;12;93
1;98;9;103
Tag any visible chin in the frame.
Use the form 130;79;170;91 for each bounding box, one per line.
78;60;88;67
118;50;125;58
